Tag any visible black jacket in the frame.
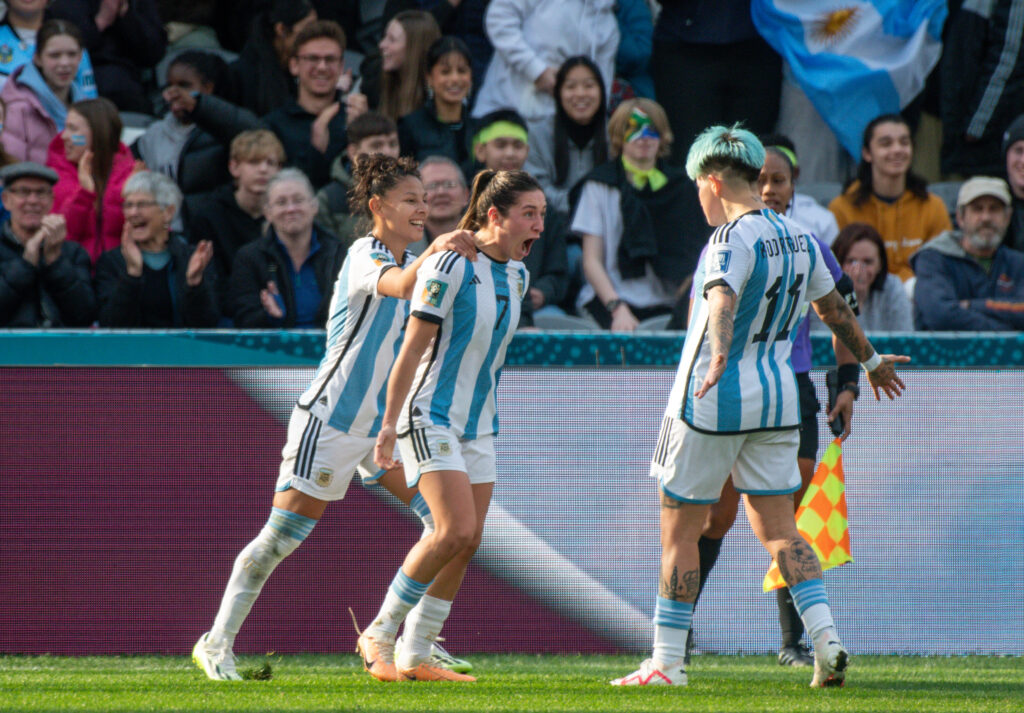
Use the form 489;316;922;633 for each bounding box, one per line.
182;184;265;312
226;31;295;117
228;227;347;328
518;195;569;327
398;100;474;165
263;98;348;190
94;234;219;328
0;222;95;327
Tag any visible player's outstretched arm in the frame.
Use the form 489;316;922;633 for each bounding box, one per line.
695;284;737;399
377;230;477;300
812;288;911;400
374;316;440;469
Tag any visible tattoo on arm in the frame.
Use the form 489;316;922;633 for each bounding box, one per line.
814;290;874;362
707;285;737;358
776;538;823;587
660;565;700;602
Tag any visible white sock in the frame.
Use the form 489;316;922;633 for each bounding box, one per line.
366;569;430;641
209;508;314;647
651;597;692;667
398;595;452;669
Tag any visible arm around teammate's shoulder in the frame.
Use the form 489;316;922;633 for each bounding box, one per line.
376;230;477;300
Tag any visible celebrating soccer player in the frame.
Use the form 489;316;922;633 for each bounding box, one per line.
612;125;907;689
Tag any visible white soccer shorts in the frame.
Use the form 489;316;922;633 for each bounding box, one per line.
275;406;389;501
650;416;800;503
397;424;496;488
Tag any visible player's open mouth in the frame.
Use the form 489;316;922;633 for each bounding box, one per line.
410;220;423;229
521;238;536;257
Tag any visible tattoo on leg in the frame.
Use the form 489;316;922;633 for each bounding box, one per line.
660;566;700;602
776;538;822;586
660;493;684;509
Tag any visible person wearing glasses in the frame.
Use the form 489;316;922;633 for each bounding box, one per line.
0;161;94;327
263;20;349;191
228;168;345;328
94;170;217;328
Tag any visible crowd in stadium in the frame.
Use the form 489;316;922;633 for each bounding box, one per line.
0;0;1022;333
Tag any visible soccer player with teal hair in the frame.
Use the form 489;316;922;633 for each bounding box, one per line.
613;125;908;689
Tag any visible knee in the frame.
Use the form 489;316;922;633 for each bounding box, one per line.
431;522;476;558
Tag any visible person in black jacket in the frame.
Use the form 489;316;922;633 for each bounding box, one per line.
133;51;262;204
397;36;474;164
229;168;346;328
182;129;285;314
95;171;218;327
0;161;94;326
47;0;167;114
263;19;348;190
225;0;317;117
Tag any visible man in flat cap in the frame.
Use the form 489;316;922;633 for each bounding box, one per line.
0;162;95;326
910;176;1024;330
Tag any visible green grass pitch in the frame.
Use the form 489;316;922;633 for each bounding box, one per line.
1;654;1021;712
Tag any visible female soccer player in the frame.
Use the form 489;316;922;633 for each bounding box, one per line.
359;169;544;682
192;154;475;681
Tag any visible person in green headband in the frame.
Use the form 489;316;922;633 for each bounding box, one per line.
471;109;530;172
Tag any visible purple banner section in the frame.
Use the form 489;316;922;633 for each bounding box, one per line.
1;368;616;655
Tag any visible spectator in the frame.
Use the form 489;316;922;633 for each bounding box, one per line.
263;20;348;191
613;0;654;100
397;36;474;165
353;10;440;121
95;170;218;327
820;223;914;332
573;98;706;330
464;108;528;178
758;135;839;245
47;97;135;265
940;0;1024;177
0;0;98;96
0;20;91;164
0;161;94;326
0;96;20;226
407;154;470;255
1002;114;1024;251
134;51;261;205
650;0;781;164
48;0;167;114
525;55;609;217
156;0;221;52
473;0;618;124
315;110;400;246
229;168;346;328
224;0;317;117
829;114;952;282
911;176;1024;331
182;129;285;313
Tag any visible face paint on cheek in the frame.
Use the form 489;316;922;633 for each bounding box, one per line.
625;108;660;143
69;134;87;146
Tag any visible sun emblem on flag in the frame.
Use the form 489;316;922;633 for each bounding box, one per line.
811;6;859;45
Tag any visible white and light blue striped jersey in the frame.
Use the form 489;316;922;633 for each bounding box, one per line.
667;209;835;433
298;236;415;437
398;249;529;440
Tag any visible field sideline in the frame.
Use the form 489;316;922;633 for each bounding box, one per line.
1;654;1021;713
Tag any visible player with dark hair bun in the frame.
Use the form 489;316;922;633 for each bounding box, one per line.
192;154;476;682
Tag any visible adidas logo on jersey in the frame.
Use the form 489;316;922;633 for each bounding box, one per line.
470;275;481;285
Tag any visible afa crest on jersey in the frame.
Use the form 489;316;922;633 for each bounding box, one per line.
316;468;333;487
423;279;448;307
370;252;390;266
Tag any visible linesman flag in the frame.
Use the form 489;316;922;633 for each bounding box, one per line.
763;438;853;592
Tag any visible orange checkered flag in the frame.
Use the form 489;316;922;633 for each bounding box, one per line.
763;437;853;592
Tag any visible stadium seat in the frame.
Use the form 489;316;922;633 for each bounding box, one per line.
533;313;601;331
799;181;843;207
929;180;963;219
120;112;156;145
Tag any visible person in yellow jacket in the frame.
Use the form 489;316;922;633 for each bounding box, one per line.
829;114;950;282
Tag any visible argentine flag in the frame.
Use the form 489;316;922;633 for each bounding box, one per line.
752;0;947;158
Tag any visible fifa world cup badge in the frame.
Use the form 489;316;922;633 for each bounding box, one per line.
423;279;448;308
316;468;333;487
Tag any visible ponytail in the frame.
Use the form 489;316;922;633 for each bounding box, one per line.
457;169;542;231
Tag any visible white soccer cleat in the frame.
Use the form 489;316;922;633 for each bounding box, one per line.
810;639;849;688
611;658;687;686
192;632;242;681
396;635;473;674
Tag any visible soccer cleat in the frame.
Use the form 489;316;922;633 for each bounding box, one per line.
810;639;849;688
778;642;815;667
397;662;476;682
610;658;688;686
395;635;473;674
356;630;399;682
192;632;242;681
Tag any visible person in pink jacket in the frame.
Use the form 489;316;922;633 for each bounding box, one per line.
0;20;91;165
47;97;135;265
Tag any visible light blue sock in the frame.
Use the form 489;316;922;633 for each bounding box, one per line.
789;579;835;640
367;569;431;640
408;492;434;532
652;597;693;667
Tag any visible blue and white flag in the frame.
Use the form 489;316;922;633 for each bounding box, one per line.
752;1;947;158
